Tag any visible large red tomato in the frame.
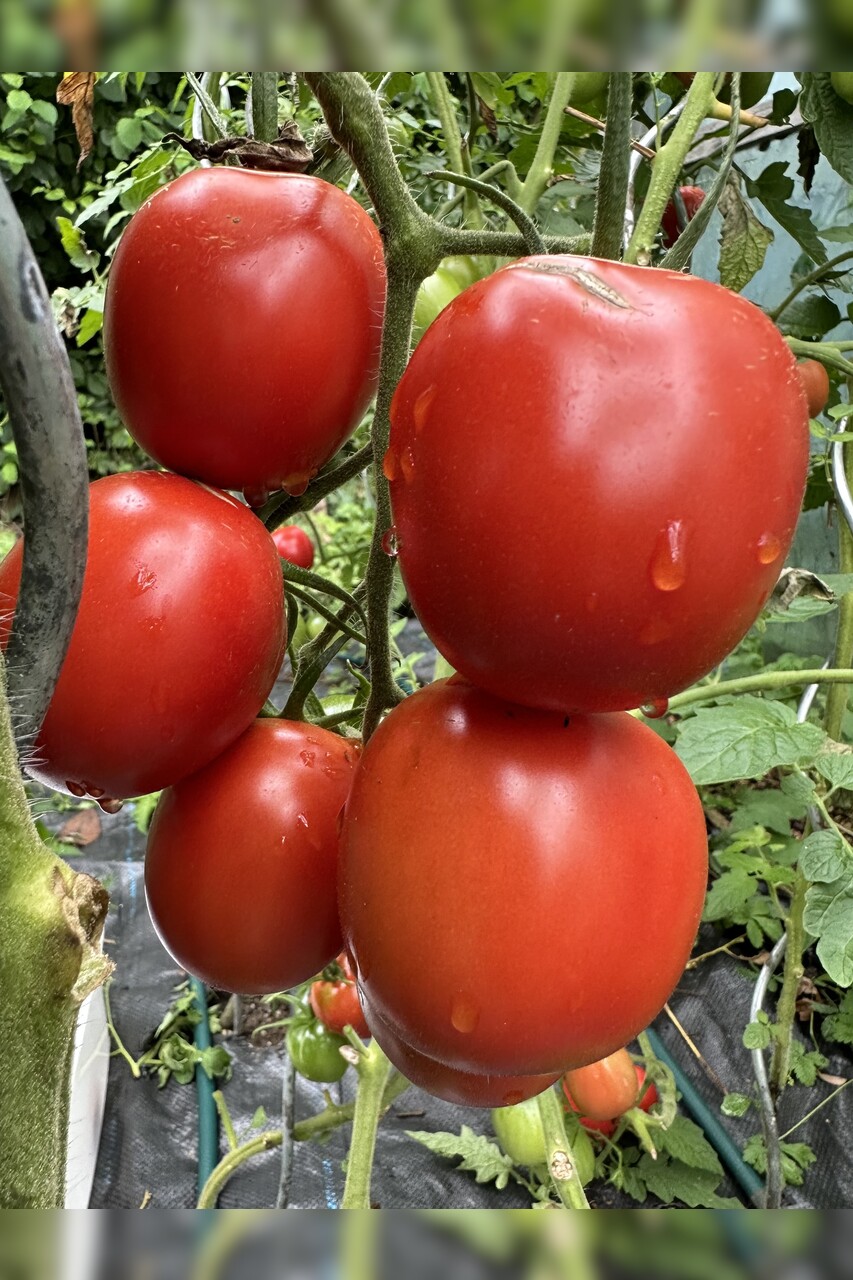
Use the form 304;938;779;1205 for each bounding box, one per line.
0;472;285;801
104;169;386;502
145;719;359;994
360;990;559;1107
339;679;708;1077
388;256;809;713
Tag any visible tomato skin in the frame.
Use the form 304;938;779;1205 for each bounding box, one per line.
145;719;359;994
563;1062;656;1130
310;959;370;1037
339;679;708;1077
562;1049;641;1121
0;472;285;799
388;256;809;713
104;169;386;497
361;991;558;1107
661;185;705;248
797;359;831;418
272;524;315;569
287;1020;348;1083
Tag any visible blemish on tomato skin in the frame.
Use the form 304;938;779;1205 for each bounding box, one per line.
649;520;687;592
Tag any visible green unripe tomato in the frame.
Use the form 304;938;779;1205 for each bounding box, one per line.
439;255;481;291
413;267;465;340
568;72;609;105
831;72;853;105
491;1094;595;1184
286;1019;348;1083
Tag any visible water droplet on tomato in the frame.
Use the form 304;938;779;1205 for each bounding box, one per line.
450;992;480;1034
83;782;105;799
98;797;124;814
66;780;86;797
382;448;400;481
757;532;782;565
296;813;309;828
381;527;399;557
400;447;416;483
243;485;269;508
282;473;310;497
300;750;315;768
413;385;437;433
640;698;669;719
650;520;687;592
638;615;673;646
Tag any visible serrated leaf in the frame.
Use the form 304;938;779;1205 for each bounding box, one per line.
779;292;842;340
804;879;853;985
721;1092;752;1117
675;698;827;785
656;1115;722;1175
743;1019;772;1050
744;162;826;265
743;1135;816;1186
406;1127;514;1190
822;989;853;1044
717;178;773;292
781;772;817;806
729;788;806;835
56;215;99;273
703;868;756;923
788;1042;828;1087
816;751;853;792
799;829;851;883
638;1155;739;1208
799;73;853;185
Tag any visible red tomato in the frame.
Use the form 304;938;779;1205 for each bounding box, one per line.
563;1062;657;1132
0;472;285;801
562;1049;642;1120
339;679;708;1077
796;359;831;418
310;956;370;1037
104;169;386;502
388;257;809;713
361;990;559;1107
661;185;705;248
145;719;360;994
272;524;315;570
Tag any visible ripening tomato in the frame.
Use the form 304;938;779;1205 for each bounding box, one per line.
797;359;831;418
145;719;359;994
563;1062;656;1131
339;679;708;1078
562;1049;641;1120
104;169;386;501
661;185;705;248
310;954;370;1037
388;256;809;714
272;524;315;569
0;472;285;801
361;989;559;1107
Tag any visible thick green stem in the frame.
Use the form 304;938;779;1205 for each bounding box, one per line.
770;249;853;324
341;1041;393;1209
535;1085;590;1209
785;339;853;380
825;483;853;742
427;170;543;255
262;443;373;528
0;654;110;1207
519;73;577;214
590;73;633;261
251;73;279;142
624;73;716;265
769;871;807;1096
426;73;481;226
663;668;853;714
443;228;590;259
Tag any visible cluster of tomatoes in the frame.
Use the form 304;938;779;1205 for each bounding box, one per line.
3;158;815;1114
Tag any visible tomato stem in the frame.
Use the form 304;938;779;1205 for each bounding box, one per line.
341;1040;394;1209
535;1085;591;1209
624;73;716;266
769;869;807;1098
427;169;544;255
661;667;853;714
770;248;853;324
590;73;633;261
519;73;577;214
426;74;483;228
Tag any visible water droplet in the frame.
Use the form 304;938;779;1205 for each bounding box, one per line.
83;782;105;799
98;797;124;814
757;532;782;565
400;447;416;482
381;527;399;557
640;698;669;719
382;448;400;481
450;992;480;1034
650;520;687;592
413;385;437;433
66;780;86;797
296;813;309;828
282;473;310;497
323;764;344;778
638;616;673;646
300;750;315;768
243;485;269;508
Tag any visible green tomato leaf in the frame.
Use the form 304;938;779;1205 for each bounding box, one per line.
721;1092;752;1117
406;1126;515;1190
798;73;853;185
717;178;773;293
778;293;842;340
744;162;826;265
743;1135;816;1187
637;1155;740;1208
822;989;853;1044
787;1041;828;1087
675;698;828;785
815;750;853;791
804;878;853;985
702;868;757;923
799;829;851;884
743;1018;772;1051
56;215;100;273
655;1115;723;1175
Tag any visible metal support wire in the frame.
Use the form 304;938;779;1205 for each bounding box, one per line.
748;932;787;1208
